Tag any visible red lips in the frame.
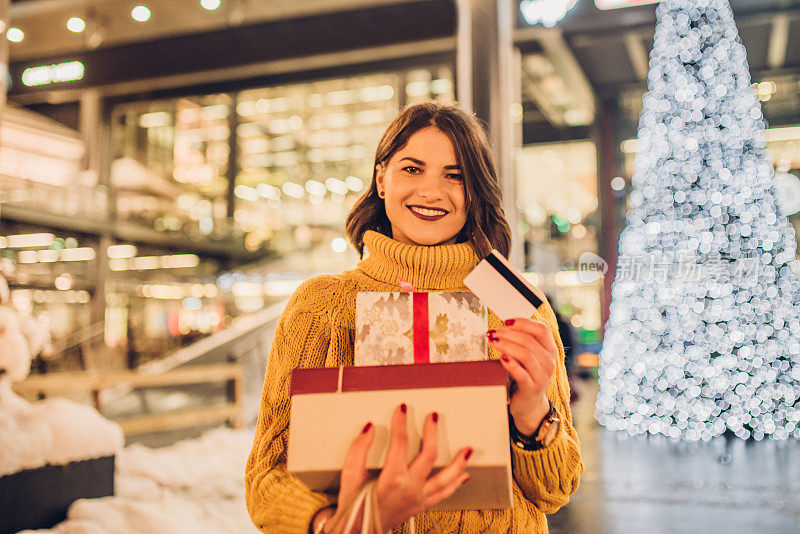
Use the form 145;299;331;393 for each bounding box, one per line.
407;205;449;221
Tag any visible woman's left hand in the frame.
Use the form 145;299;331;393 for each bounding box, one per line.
487;318;558;435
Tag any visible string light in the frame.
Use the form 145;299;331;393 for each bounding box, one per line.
6;27;24;42
596;0;800;442
519;0;578;28
201;0;222;11
131;5;151;22
66;17;86;33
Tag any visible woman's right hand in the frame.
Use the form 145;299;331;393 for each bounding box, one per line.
329;404;472;533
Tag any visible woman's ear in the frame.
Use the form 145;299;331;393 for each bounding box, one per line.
375;164;385;192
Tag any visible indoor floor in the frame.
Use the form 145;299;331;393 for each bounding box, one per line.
549;379;800;533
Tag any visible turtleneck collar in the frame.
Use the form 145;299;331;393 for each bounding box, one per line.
356;230;479;291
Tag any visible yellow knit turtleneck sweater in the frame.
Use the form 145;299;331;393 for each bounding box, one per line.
245;231;583;533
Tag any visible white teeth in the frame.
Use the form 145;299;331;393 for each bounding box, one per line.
410;206;447;217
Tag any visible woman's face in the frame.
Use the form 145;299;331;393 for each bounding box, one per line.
376;126;468;247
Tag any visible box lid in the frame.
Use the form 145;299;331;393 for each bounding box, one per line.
290;360;506;396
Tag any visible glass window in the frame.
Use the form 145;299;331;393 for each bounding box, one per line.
232;66;454;266
111;65;455;265
112;94;233;242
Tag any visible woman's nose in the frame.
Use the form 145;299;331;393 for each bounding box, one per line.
416;174;444;200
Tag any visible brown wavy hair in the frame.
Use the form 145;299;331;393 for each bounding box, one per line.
345;102;511;260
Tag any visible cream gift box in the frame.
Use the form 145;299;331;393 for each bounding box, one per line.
354;292;488;366
287;360;512;510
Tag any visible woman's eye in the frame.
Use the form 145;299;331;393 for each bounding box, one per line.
402;166;421;174
447;173;464;181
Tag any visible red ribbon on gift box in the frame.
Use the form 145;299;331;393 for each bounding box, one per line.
398;278;431;364
412;292;430;364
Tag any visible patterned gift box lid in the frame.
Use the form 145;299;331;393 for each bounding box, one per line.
354;292;488;366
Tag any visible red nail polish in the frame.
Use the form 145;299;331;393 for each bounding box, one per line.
362;422;372;434
501;355;510;363
400;403;407;414
505;319;516;326
432;412;439;423
465;448;473;461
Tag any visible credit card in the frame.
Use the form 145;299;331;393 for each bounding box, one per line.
463;250;545;322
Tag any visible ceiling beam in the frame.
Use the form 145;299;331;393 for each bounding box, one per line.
767;13;791;70
624;32;650;82
538;28;596;115
8;0;86;18
9;0;429;20
520;66;565;127
516;26;597;127
8;37;455;105
8;0;439;60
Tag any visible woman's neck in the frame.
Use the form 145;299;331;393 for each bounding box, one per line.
356;230;478;291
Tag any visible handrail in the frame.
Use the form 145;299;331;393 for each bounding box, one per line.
47;321;105;358
13;362;245;435
15;362;241;394
138;298;288;375
17;292;288;433
93;298;288;425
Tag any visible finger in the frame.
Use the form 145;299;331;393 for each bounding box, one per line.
340;422;375;502
511;352;551;393
409;412;439;480
489;330;556;379
513;334;557;378
490;329;549;372
498;352;537;393
397;278;416;292
488;334;540;379
422;447;471;503
500;349;554;396
491;327;548;354
382;403;410;475
497;336;555;382
504;318;557;352
423;472;470;509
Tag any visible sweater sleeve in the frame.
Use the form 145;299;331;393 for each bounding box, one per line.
245;278;338;533
510;300;584;514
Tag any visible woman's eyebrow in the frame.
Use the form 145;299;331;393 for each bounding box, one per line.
399;156;461;170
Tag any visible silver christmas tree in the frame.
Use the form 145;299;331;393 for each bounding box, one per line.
596;0;800;441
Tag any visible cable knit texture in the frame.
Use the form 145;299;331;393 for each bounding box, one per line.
245;231;583;533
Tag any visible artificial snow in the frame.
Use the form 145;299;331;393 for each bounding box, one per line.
0;272;52;384
0;306;31;383
0;393;124;477
20;427;260;534
1;269;122;479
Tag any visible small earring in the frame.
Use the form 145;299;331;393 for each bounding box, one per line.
378;191;385;198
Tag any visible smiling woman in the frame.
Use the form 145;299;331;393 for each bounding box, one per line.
346;102;511;260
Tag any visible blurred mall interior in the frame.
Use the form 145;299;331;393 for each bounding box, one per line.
1;1;800;532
